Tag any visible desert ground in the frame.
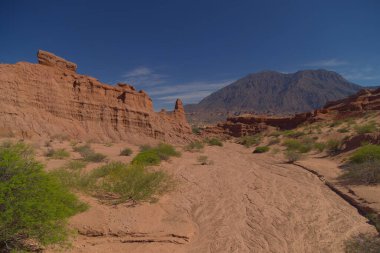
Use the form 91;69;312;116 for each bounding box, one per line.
8;136;371;253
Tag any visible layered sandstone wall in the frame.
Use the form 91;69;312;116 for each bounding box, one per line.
0;51;191;143
213;88;380;137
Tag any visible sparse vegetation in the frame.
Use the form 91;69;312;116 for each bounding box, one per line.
139;144;152;152
0;142;87;251
191;126;202;135
344;233;380;253
349;144;380;163
120;147;133;156
132;143;180;166
313;142;326;153
205;138;223;147
268;137;280;145
185;141;204;152
73;144;106;162
326;139;342;155
104;142;113;147
340;145;380;185
253;146;270;153
285;150;303;163
45;148;70;159
337;127;349;133
239;134;262;148
64;160;87;170
197;155;212;165
355;122;378;134
282;130;305;138
366;213;380;232
282;138;313;153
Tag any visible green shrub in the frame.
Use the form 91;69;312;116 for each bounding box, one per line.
326;139;342;155
191;126;202;135
73;144;92;155
355;122;378;134
268;137;280;145
132;144;180;166
349;144;380;163
337;127;349;133
64;160;87;170
269;131;281;137
366;213;380;232
83;152;106;163
185;141;204;152
120;148;133;156
132;150;161;166
313;142;326;152
253;146;270;153
340;160;380;185
0;142;87;251
73;144;106;162
285;150;303;163
239;134;262;148
54;162;173;204
205;138;223;147
344;233;380;253
329;120;344;127
282;138;312;153
340;145;380;185
45;148;70;159
282;130;305;138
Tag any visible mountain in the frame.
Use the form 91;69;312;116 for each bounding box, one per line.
0;50;191;143
185;70;362;123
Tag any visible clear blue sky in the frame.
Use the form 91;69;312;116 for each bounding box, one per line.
1;0;379;110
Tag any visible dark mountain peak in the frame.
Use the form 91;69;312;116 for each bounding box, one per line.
185;69;362;123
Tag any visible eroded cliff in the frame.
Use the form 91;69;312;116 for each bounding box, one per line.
0;50;191;142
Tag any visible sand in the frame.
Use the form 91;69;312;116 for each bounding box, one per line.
60;142;376;253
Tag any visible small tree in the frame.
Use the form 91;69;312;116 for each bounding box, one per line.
0;142;87;251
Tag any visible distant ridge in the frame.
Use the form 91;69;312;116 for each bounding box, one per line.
185;69;362;123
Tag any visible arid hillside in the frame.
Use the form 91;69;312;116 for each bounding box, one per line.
185;70;361;123
0;50;191;143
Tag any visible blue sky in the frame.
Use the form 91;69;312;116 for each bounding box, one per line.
1;0;379;110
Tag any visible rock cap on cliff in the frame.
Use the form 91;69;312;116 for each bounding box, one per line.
37;50;77;72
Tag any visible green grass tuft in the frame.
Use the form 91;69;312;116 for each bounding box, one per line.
120;148;133;156
205;138;223;147
132;143;180;166
185;141;204;152
253;146;270;153
45;148;70;159
344;233;380;253
239;134;262;148
355;122;378;134
73;144;106;162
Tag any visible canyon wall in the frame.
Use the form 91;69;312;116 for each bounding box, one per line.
212;87;380;137
0;50;191;143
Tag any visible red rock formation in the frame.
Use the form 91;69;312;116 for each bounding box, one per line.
37;50;77;72
321;88;380;113
215;88;380;137
0;50;191;143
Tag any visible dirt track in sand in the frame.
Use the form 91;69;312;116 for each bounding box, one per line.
65;142;376;253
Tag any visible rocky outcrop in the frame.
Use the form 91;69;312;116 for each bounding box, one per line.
214;88;380;137
214;112;314;137
0;50;191;143
322;88;380;113
37;50;77;72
